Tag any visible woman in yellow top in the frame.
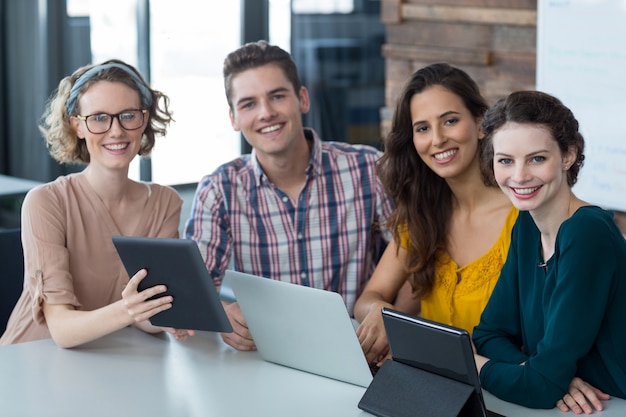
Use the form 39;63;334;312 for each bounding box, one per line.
354;63;517;365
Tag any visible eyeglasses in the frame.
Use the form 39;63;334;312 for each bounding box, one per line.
75;109;148;134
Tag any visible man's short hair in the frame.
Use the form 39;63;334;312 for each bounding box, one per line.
223;40;303;109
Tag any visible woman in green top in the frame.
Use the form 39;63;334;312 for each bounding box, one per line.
473;90;626;412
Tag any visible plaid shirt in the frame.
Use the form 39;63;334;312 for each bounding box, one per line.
184;129;393;314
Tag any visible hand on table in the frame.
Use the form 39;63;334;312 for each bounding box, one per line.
556;377;610;414
161;327;196;341
221;301;256;351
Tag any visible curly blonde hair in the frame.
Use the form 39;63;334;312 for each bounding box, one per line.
39;59;174;164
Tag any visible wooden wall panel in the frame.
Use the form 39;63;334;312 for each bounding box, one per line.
402;4;536;25
492;25;536;52
404;0;537;8
386;21;493;49
382;44;492;66
379;0;626;230
380;0;537;124
381;0;402;24
384;58;413;107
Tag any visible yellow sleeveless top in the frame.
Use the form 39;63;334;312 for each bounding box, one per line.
399;207;518;333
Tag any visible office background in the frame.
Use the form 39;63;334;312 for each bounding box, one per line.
1;0;625;233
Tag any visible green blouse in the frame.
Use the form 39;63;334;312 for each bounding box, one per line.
473;207;626;409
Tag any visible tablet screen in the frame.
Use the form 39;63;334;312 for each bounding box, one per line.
382;309;479;390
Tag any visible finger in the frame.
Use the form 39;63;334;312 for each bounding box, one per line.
379;345;390;361
160;328;194;341
175;328;194;338
357;325;380;357
368;332;389;362
224;302;244;323
359;333;374;355
224;303;254;338
221;332;256;350
174;332;189;342
233;325;254;343
355;324;365;338
125;269;148;294
360;335;378;363
562;393;584;415
373;336;388;355
160;327;177;335
556;399;571;413
124;293;168;320
592;387;611;400
570;388;591;409
137;284;169;303
225;314;255;345
572;380;607;412
129;296;173;322
364;343;380;362
375;350;390;366
586;386;609;409
571;390;597;414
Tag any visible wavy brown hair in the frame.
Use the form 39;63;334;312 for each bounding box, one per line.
40;59;173;164
480;90;585;187
379;63;492;299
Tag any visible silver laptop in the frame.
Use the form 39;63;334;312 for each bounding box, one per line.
225;270;373;387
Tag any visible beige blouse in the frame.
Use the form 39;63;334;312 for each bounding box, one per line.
0;173;182;345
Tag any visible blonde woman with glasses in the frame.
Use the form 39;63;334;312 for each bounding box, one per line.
0;59;194;347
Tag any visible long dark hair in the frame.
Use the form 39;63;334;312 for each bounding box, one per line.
379;63;491;298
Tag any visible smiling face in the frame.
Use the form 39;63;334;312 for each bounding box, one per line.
228;63;309;163
71;80;146;173
410;85;483;180
492;122;577;213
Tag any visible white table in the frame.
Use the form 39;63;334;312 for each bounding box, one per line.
0;328;624;417
0;174;41;197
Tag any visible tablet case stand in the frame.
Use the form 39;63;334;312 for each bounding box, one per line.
358;359;485;417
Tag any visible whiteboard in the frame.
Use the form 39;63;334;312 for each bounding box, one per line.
537;0;626;211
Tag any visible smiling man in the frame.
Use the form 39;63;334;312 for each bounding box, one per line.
184;40;394;351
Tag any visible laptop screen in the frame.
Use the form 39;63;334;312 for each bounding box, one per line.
226;270;373;387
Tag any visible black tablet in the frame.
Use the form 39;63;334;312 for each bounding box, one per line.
382;308;481;391
112;236;232;333
358;308;504;417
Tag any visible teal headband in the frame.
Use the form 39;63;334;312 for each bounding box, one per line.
65;63;153;115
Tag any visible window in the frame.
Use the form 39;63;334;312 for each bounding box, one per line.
291;0;385;147
64;1;384;183
148;1;241;185
66;0;242;185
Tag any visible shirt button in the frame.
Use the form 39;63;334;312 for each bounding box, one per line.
300;272;307;279
297;233;303;240
282;196;289;202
